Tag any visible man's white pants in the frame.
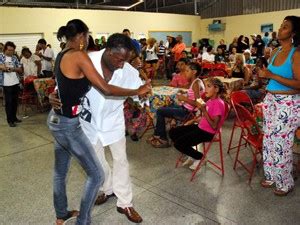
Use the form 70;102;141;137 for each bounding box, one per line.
93;137;133;208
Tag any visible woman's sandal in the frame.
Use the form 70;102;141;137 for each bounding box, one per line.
146;135;159;144
150;138;170;148
273;188;294;197
260;180;275;188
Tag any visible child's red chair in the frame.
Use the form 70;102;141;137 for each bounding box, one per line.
227;91;254;153
176;103;230;181
232;103;263;183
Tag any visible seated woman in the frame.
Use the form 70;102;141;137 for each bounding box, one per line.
201;46;215;64
243;49;255;64
124;98;147;141
228;47;237;64
169;58;189;88
214;47;225;63
124;56;148;141
229;53;250;85
244;57;269;103
169;77;226;170
148;62;205;148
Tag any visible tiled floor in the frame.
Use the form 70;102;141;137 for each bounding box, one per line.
0;103;300;225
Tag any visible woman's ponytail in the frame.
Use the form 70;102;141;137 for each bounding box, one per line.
56;19;89;42
57;26;67;42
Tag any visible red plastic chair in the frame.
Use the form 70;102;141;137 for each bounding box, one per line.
176;102;230;181
227;91;255;153
19;76;38;114
214;63;226;71
232;103;263;182
201;62;215;70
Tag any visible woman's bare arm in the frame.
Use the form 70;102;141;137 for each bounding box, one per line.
77;52;151;96
259;49;300;90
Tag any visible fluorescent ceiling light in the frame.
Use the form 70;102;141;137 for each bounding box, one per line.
125;0;144;10
94;0;144;10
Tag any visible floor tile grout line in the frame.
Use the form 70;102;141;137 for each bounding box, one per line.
0;142;52;159
147;185;237;224
145;188;219;223
138;184;224;224
19;125;54;143
131;174;237;224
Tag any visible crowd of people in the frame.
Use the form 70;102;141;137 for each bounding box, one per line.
0;14;299;225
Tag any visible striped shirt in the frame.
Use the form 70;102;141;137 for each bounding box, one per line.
183;78;205;111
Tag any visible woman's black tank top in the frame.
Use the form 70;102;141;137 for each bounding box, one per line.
231;68;245;79
54;49;91;118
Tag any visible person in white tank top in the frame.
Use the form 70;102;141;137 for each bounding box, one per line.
144;38;159;77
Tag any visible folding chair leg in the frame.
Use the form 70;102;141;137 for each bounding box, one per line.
175;154;185;168
248;149;262;183
190;142;211;181
219;135;225;176
227;124;237;153
248;154;257;183
190;156;206;182
233;135;244;170
139;113;154;138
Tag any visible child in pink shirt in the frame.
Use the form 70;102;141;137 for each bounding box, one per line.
169;77;226;169
169;58;189;88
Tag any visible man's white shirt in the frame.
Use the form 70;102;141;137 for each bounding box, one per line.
80;49;143;146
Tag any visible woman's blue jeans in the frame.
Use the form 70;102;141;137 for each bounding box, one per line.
47;110;104;225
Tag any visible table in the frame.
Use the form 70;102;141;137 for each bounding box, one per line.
149;86;184;112
204;76;244;100
33;78;55;109
209;77;244;92
203;77;244;102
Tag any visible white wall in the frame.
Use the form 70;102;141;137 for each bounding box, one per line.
200;8;300;47
0;6;202;53
1;6;300;52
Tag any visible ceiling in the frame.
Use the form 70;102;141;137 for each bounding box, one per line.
1;0;299;18
0;0;212;15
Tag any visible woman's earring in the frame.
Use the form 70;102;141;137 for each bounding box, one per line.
79;41;84;51
291;38;294;44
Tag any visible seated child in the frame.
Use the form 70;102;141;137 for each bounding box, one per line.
169;77;227;169
169;58;189;88
147;62;205;148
